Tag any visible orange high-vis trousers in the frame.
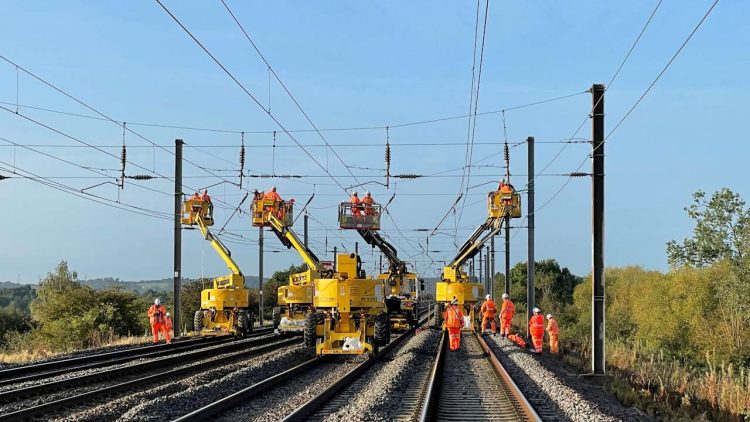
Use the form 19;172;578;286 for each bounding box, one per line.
448;327;461;351
531;335;543;353
481;316;496;333
500;318;512;335
549;333;559;353
151;323;166;344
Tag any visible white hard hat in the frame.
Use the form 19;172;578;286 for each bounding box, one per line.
485;294;491;300
166;312;171;317
154;298;161;306
366;191;371;195
533;307;541;314
502;293;509;299
546;314;552;319
271;186;276;190
352;191;358;195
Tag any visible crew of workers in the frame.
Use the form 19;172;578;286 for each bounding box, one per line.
466;293;559;355
147;298;172;344
190;189;213;219
349;191;375;216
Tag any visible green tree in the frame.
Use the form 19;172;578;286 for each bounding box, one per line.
505;259;582;314
263;264;307;315
666;189;750;271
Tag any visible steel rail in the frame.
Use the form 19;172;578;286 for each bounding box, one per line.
0;336;299;421
0;333;287;405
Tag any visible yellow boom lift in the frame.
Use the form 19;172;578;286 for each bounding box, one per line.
252;194;385;355
339;202;422;333
435;183;522;330
181;196;251;337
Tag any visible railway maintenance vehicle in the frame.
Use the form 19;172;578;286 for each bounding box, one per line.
253;191;386;355
338;200;423;334
435;181;522;331
181;195;252;337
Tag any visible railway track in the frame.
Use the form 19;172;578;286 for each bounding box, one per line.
0;327;273;385
172;310;434;421
419;331;541;422
0;332;296;421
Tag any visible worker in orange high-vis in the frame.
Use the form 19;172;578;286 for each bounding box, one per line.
499;293;515;337
201;189;213;219
480;294;497;335
362;191;375;215
147;298;168;344
546;314;559;354
529;307;545;354
163;312;174;344
350;191;361;216
443;298;465;351
263;186;282;201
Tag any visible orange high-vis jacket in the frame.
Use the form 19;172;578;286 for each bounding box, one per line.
263;191;282;201
201;193;212;203
165;317;173;331
148;305;167;324
529;314;545;336
350;195;361;205
444;305;464;329
500;299;515;320
480;299;497;318
547;318;559;334
362;196;373;205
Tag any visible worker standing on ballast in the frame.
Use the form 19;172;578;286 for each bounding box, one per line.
500;293;515;337
201;189;213;219
529;307;545;354
546;313;559;354
350;191;361;216
444;298;465;351
164;312;174;343
480;294;497;335
148;298;170;344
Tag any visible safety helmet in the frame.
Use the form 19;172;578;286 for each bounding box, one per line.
366;191;371;196
166;312;171;317
271;186;277;191
485;294;491;300
500;178;506;184
546;314;552;319
533;307;541;314
154;298;161;306
502;293;509;299
352;191;358;195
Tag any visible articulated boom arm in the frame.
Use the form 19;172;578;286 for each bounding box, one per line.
195;215;243;279
266;214;333;277
357;229;407;276
447;216;504;271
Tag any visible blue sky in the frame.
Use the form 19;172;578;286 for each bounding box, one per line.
0;1;746;283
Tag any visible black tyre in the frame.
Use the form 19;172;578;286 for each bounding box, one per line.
194;310;204;333
304;311;319;348
434;305;443;328
237;310;251;337
272;307;282;329
374;312;389;346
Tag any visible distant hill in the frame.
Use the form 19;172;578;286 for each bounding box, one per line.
79;276;264;293
0;281;33;289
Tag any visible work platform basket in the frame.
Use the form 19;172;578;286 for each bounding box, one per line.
338;202;381;230
251;198;294;227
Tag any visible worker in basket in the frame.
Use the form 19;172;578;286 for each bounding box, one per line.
444;298;465;351
500;293;515;337
201;189;213;219
362;191;375;216
350;191;361;216
262;186;285;219
480;294;497;335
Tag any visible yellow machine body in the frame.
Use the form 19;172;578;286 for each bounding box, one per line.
488;187;522;219
183;198;249;337
313;273;384;355
251;197;294;227
378;272;419;331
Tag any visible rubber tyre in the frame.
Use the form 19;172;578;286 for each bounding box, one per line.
304;311;319;348
237;310;251;337
434;305;443;328
374;312;389;346
194;310;204;333
272;307;282;329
